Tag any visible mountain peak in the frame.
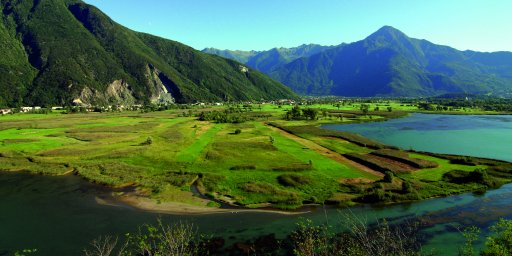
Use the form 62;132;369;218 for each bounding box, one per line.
366;25;409;41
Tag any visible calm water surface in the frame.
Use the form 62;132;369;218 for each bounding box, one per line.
323;113;512;162
1;114;512;255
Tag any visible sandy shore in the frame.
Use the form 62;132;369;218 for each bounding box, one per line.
97;192;312;216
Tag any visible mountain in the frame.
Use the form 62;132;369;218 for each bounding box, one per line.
270;26;512;97
203;44;335;74
0;0;295;108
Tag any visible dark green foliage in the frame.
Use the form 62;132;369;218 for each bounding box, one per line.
240;182;301;206
459;226;480;256
233;128;242;134
420;152;512;167
278;174;312;187
155;171;198;187
443;169;501;188
383;171;394;183
196;173;225;194
359;184;422;203
481;219;512;256
198;109;250;123
284;105;318;120
229;164;256;170
402;181;415;193
271;26;512;97
140;136;153;146
360;188;390;203
0;0;296;107
449;157;478;166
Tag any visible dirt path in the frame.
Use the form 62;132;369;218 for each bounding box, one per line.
267;125;384;178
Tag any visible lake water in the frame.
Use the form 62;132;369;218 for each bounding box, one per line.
323;113;512;162
1;114;512;255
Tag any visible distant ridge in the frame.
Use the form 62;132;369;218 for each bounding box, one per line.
206;26;512;97
0;0;296;107
203;44;336;74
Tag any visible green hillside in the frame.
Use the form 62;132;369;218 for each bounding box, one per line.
0;0;295;107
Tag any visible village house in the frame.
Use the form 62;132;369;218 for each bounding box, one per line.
0;109;11;115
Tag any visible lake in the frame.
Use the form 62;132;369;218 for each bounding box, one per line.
2;113;512;255
323;113;512;162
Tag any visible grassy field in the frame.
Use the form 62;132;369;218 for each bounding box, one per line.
1;103;511;210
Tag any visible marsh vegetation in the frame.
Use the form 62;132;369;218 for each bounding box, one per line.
1;101;512;211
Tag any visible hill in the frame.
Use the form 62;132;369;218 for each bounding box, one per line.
0;0;295;107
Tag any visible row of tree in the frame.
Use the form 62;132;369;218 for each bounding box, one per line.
284;106;318;120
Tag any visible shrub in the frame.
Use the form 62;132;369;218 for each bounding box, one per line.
449;157;477;166
83;220;201;256
402;181;415;193
481;218;512;256
278;174;311;187
234;128;242;134
443;169;501;188
383;171;394;183
229;165;256;170
140;136;153;146
206;201;221;208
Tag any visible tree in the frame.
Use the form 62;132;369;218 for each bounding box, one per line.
481;219;512;256
360;104;369;115
302;108;318;120
290;105;302;119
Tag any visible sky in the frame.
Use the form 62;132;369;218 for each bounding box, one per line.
83;0;512;52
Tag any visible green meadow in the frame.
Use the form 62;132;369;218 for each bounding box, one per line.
1;103;511;210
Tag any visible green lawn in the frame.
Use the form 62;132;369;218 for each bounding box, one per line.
406;153;485;181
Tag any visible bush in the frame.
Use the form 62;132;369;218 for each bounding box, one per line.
402;181;415;193
481;219;512;256
449;157;477;166
84;220;201;256
383;171;394;183
443;169;501;188
234;128;242;134
278;174;311;187
229;165;256;170
140;136;153;145
206;201;221;208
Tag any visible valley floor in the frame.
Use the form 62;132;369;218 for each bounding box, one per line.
1;103;511;212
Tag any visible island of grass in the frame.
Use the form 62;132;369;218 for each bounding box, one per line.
1;101;511;212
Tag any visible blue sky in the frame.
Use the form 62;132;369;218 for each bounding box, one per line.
83;0;512;52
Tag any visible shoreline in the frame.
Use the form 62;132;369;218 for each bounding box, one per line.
102;192;313;216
